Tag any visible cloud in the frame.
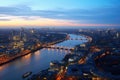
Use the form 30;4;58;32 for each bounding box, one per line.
0;19;11;21
0;5;120;24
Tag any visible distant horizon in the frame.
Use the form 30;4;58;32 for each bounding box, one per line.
0;26;120;29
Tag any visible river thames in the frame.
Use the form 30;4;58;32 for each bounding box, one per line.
0;34;87;80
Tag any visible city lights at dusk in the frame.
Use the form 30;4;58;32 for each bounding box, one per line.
0;0;120;80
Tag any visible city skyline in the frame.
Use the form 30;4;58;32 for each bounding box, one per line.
0;0;120;28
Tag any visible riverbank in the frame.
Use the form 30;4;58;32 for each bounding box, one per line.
28;34;89;80
0;34;68;66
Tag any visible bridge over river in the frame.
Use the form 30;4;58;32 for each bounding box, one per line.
43;45;75;51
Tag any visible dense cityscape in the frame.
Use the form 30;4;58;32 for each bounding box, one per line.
0;27;120;80
0;28;67;65
0;0;120;80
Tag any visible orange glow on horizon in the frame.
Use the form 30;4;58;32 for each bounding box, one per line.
0;17;119;27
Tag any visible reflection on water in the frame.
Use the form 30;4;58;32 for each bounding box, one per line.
22;53;32;61
0;34;87;80
34;51;41;60
0;66;4;71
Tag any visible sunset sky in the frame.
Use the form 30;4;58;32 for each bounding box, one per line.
0;0;120;28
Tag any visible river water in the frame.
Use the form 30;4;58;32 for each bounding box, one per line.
0;34;87;80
